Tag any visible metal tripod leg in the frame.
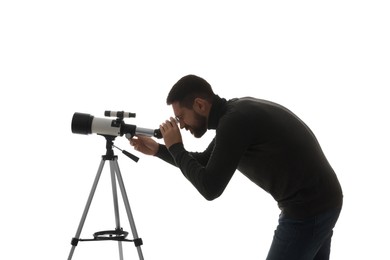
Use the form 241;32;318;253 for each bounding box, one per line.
68;159;106;260
110;159;125;260
112;158;144;260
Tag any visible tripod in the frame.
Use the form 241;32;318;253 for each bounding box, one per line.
68;136;144;260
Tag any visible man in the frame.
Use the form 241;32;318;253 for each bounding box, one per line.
130;75;343;259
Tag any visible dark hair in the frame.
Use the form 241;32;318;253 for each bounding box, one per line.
166;74;215;108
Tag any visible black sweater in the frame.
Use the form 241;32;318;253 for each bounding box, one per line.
156;95;343;218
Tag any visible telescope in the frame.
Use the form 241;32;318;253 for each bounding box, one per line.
68;111;149;259
71;111;162;139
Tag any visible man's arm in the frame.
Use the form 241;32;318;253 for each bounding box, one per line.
168;115;250;201
155;138;215;167
155;143;176;166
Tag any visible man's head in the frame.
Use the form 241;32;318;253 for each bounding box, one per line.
166;75;215;138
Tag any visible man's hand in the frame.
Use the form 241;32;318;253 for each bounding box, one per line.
130;135;159;155
160;117;183;148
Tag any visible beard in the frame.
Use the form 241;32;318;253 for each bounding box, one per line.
190;112;208;138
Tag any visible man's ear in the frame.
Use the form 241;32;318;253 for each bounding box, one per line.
193;98;210;115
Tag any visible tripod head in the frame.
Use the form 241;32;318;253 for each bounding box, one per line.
103;135;139;163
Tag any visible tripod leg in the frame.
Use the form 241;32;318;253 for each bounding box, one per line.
110;160;124;260
113;159;145;260
68;159;106;260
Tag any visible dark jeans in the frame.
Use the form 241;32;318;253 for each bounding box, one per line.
266;208;341;260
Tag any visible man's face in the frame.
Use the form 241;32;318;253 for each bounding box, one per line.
172;101;207;138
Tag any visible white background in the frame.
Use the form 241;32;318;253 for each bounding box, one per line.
1;1;389;259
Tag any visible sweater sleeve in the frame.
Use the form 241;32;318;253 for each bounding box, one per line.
155;143;176;166
168;113;250;200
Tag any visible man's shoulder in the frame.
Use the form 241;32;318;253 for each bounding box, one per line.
220;98;258;126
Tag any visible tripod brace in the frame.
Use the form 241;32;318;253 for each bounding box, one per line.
67;135;144;260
